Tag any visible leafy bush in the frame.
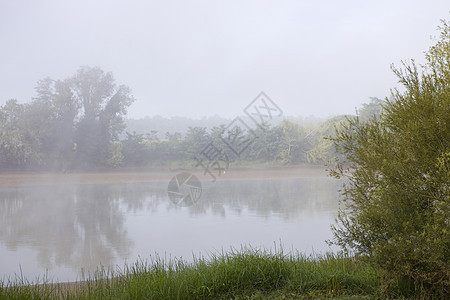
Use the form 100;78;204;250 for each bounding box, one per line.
329;20;450;298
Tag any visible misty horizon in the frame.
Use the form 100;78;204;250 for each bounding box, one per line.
1;1;448;119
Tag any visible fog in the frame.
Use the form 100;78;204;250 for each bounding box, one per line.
1;0;448;119
0;174;342;281
0;0;448;286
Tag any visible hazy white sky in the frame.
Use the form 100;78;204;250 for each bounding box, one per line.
0;0;448;119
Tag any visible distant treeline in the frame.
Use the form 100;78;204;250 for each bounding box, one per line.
0;66;382;171
119;116;344;168
123;114;315;139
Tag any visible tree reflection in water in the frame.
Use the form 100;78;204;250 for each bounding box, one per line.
0;176;343;281
0;184;133;272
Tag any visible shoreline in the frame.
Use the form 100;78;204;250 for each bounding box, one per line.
0;166;330;187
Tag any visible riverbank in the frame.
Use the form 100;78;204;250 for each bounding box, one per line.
1;249;384;299
0;165;329;187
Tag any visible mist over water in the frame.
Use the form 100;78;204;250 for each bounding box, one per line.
0;174;342;282
0;3;447;300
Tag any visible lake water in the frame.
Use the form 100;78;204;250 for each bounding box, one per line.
0;173;342;282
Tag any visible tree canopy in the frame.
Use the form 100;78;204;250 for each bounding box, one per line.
0;66;135;170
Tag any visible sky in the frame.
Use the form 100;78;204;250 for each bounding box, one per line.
0;0;448;119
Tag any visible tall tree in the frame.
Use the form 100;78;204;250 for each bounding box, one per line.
18;66;135;169
70;67;135;167
278;119;311;164
0;100;33;167
32;77;79;169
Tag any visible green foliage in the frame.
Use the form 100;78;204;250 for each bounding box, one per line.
278;118;311;164
101;116;376;167
183;126;210;157
356;97;383;122
0;71;392;170
70;67;135;167
310;115;350;164
121;131;147;166
0;249;382;299
0;100;32;167
0;66;134;170
106;142;124;168
241;124;284;162
329;21;450;298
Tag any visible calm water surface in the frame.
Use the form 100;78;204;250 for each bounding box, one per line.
0;174;342;282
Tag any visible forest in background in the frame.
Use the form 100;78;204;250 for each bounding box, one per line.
0;66;382;171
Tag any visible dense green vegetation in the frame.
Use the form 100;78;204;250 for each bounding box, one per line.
1;249;383;300
0;66;135;170
0;88;381;170
329;21;449;298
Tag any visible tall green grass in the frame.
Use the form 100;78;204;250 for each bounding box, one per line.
1;247;383;299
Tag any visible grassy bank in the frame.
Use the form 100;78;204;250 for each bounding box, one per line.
0;248;386;300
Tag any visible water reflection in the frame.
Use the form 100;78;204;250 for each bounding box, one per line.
200;178;340;218
0;185;131;274
0;176;342;281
